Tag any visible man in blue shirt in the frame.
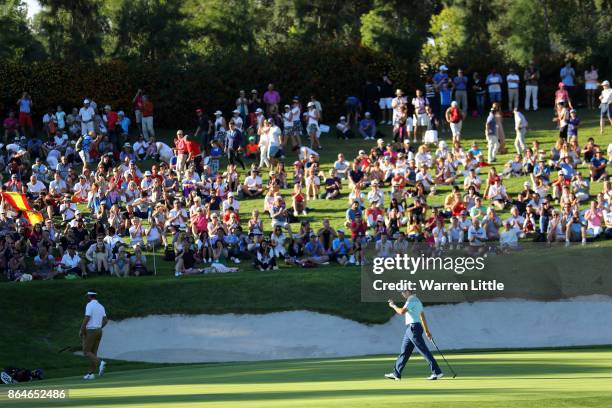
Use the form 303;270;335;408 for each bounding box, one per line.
358;112;377;140
331;229;352;265
385;290;443;381
486;69;503;103
453;69;468;117
560;61;576;98
590;150;608;181
303;234;329;265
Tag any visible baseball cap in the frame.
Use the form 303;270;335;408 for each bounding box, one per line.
439;64;448;71
602;80;610;86
83;99;90;104
214;110;222;115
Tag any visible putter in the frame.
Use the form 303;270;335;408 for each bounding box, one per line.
58;345;79;354
430;337;457;378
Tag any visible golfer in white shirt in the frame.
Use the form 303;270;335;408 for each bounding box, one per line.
80;290;108;380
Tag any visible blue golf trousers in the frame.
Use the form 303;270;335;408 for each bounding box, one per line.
394;323;441;377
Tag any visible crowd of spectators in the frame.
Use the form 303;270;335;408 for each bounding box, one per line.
0;70;611;281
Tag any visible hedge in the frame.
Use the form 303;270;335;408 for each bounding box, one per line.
0;42;419;131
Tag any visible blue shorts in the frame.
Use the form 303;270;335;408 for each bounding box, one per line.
489;92;502;102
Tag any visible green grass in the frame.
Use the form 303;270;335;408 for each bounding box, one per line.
3;349;612;407
1;110;611;403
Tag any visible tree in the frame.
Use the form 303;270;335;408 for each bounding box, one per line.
488;0;550;66
360;0;432;62
111;0;191;62
420;6;467;68
34;0;108;61
0;0;46;62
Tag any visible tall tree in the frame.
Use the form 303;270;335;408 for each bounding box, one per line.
34;0;108;61
111;0;191;62
420;5;468;68
0;0;46;62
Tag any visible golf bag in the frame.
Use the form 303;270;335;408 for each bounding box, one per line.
1;367;44;384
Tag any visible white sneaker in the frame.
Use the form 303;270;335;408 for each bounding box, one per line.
175;271;183;277
384;373;400;381
98;360;106;376
302;210;307;216
294;211;299;217
273;266;279;270
427;373;444;380
581;239;586;245
233;257;241;264
349;255;356;264
83;373;95;380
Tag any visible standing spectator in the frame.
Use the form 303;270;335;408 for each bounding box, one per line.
555;82;573;110
263;83;280;115
79;99;95;136
433;65;450;108
412;89;429;142
132;88;144;136
445;101;463;143
345;95;362;126
560;61;576;99
174;130;188;180
236;90;249;120
485;108;499;164
3;111;19;142
225;120;245;170
391;89;408;128
104;105;119;151
584;65;599;110
378;73;394;125
523;62;540;111
424;76;438;117
486;68;503;104
452;69;468;117
506;68;520;111
513;108;528;155
141;95;155;140
194;108;212;150
56;105;66;133
309;95;323;121
363;79;380;122
16;92;33;136
599;80;611;134
472;72;486;116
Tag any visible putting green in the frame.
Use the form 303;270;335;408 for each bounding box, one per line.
2;348;612;407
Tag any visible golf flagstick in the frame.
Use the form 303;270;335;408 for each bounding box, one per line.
430;337;457;378
152;241;157;275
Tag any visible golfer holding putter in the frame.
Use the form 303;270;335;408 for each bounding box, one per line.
385;290;443;381
80;290;108;380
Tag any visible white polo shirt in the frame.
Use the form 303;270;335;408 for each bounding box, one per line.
85;299;106;330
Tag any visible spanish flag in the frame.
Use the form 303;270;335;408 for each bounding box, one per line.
1;192;44;225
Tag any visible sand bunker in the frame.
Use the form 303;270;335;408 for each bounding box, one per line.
98;296;612;363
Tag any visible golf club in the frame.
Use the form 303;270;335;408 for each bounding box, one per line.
430;337;457;378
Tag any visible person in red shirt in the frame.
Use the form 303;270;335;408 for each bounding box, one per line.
132;89;144;135
174;130;188;180
185;136;202;171
141;95;155;140
245;136;259;159
350;213;367;241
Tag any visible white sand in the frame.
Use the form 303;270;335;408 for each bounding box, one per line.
98;296;612;363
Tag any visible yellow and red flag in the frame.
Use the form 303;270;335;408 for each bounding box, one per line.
1;192;44;225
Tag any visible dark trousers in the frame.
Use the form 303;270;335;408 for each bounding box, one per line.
227;149;245;169
394;323;441;377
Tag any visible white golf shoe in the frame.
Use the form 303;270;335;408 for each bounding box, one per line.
384;373;400;381
98;360;106;377
427;373;444;380
83;373;95;380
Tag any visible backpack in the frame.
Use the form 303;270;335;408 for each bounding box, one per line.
163;245;175;261
450;107;463;123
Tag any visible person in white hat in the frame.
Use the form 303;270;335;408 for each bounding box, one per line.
336;115;351;140
231;109;244;131
391;89;407;127
599;80;611;133
79;99;95;136
213;111;227;141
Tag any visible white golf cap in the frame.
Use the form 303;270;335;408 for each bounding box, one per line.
307;102;315;107
377;138;384;143
144;171;152;176
232;109;240;114
214;110;222;115
451;101;458;107
256;108;263;113
603;80;610;86
365;111;371;116
439;64;448;71
340;116;346;121
83;99;90;104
